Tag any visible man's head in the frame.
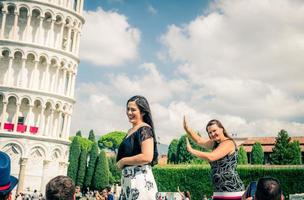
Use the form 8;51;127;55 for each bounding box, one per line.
45;175;75;200
0;151;18;200
255;177;283;200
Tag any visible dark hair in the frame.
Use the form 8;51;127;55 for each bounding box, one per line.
184;191;191;199
106;186;111;192
255;177;282;200
45;175;75;200
0;193;10;200
206;119;233;140
127;95;158;165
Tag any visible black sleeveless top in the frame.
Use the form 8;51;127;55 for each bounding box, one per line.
116;126;158;166
210;139;245;192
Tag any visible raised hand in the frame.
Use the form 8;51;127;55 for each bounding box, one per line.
186;137;192;153
183;115;190;133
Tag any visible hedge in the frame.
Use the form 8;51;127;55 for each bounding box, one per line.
153;164;304;200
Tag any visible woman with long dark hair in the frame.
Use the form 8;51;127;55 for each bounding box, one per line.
184;117;244;200
116;95;158;200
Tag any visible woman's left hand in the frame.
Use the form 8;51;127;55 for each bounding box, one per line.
116;159;125;170
186;137;192;153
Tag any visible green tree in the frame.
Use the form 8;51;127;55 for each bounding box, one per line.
84;142;99;189
108;156;121;184
271;130;291;165
237;146;248;164
88;129;96;142
92;150;109;190
167;139;179;164
76;130;82;137
288;140;302;165
76;148;88;188
67;136;81;182
176;135;205;163
98;131;126;153
251;142;264;164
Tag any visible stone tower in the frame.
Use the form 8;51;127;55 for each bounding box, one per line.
0;0;85;193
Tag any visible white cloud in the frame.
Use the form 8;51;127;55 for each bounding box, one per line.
72;0;304;144
147;5;157;15
161;0;304;96
80;8;141;66
71;63;190;139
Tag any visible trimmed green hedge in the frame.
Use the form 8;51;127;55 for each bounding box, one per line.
153;164;304;200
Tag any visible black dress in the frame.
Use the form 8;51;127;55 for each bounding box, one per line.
117;126;158;200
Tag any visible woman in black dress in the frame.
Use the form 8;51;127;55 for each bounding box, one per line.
116;96;158;200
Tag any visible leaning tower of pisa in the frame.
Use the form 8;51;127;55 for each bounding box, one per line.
0;0;84;194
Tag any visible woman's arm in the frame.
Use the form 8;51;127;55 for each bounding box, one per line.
117;138;154;169
183;116;214;149
186;138;235;162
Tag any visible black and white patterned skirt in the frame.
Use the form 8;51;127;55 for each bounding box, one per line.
119;165;158;200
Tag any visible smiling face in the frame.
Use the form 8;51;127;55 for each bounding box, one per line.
207;124;224;142
126;101;143;126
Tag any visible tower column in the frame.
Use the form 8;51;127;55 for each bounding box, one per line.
53;66;60;93
48;109;54;137
0;9;7;38
57;111;63;138
18;58;26;87
67;71;72;96
53;111;59;138
59;22;65;50
36;16;44;43
65;113;71;139
4;56;13;86
13;103;20;132
12;11;19;40
25;14;32;42
29;60;39;89
47;18;55;47
39;106;45;136
66;25;72;51
40;160;51;193
62;69;67;95
0;102;7;130
25;104;33;133
70;72;76;97
61;112;68;138
43;62;51;90
16;158;28;194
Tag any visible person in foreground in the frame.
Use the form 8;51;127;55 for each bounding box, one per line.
45;175;75;200
116;95;158;200
242;177;284;200
184;117;245;200
0;151;19;200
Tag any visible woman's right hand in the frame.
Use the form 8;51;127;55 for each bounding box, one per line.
183;115;190;133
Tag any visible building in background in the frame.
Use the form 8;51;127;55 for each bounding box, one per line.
0;0;84;193
241;137;304;164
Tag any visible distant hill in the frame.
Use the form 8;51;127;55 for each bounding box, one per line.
157;143;169;155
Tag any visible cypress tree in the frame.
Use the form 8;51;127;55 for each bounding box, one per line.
92;150;109;190
176;135;205;163
167;139;178;164
84;142;99;189
252;142;264;164
108;156;120;184
237;146;248;164
76;130;82;137
76;148;88;188
271;130;291;165
67;136;81;182
288;140;302;165
88;129;96;142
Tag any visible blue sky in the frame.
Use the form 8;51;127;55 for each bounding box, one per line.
71;0;304;144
